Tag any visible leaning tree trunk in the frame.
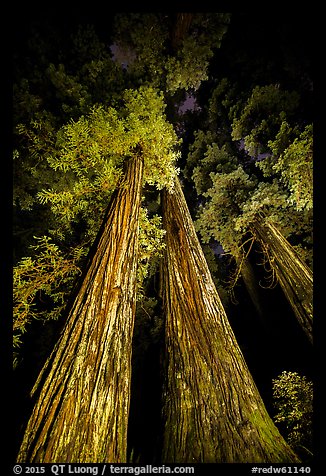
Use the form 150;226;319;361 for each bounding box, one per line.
251;217;313;344
160;178;300;463
17;154;144;463
236;254;266;325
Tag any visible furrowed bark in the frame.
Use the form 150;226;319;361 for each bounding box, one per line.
161;178;300;463
252;218;313;343
17;154;144;463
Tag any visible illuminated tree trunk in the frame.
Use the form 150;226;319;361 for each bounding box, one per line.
160;178;300;463
251;217;313;343
17;154;144;463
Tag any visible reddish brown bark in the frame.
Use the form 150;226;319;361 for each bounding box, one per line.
170;13;193;51
252;218;313;343
17;154;144;463
160;178;300;463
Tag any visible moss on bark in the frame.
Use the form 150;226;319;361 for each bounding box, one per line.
161;178;300;463
17;154;144;463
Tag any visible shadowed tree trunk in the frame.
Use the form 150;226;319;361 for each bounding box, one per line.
251;217;313;343
160;177;300;463
17;153;144;463
234;253;266;325
170;13;193;51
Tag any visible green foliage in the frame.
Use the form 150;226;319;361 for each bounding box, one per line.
13;85;179;364
231;84;300;156
113;13;168;88
32;105;124;239
186;130;238;194
165;14;230;93
186;77;313;275
195;166;257;256
205;78;243;150
45;62;91;117
17;86;180;242
121;87;181;189
13;16;314;463
268;124;313;211
68;25;125;108
183;130;215;182
194;159;312;271
272;371;313;459
13;23;182;316
13;109;60;223
234;180;289;233
15;111;57;161
13;79;44;124
14;23;124;124
165;36;213;92
13;205;167;366
137;208;166;289
13;236;86;366
207;78;236;123
113;13;230;94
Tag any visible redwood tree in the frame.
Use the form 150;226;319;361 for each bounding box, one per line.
17;153;144;463
189;129;313;343
160;177;300;463
16;85;179;463
195;168;313;344
251;216;313;343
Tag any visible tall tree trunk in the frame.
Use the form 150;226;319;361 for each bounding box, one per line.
251;217;313;343
170;13;193;51
238;255;266;324
17;154;144;463
160;178;300;463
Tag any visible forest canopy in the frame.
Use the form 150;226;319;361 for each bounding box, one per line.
12;11;314;466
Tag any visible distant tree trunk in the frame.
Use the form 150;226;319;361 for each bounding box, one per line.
17;153;144;463
170;13;193;51
237;254;266;324
160;178;300;463
251;217;313;343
